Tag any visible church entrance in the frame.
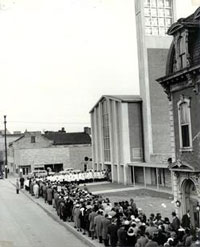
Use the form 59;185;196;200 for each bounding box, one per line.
181;179;199;228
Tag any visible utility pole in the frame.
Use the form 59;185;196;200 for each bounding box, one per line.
4;115;7;179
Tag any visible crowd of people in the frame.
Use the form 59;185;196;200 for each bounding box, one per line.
19;173;200;247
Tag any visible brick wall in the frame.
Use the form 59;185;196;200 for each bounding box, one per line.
128;102;144;162
173;87;200;165
147;48;172;156
14;146;70;170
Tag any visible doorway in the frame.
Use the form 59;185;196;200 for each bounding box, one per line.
182;179;198;227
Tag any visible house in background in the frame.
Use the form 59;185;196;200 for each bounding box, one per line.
157;7;200;227
0;130;23;174
8;127;92;175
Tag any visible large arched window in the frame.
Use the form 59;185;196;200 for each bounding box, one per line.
178;96;192;150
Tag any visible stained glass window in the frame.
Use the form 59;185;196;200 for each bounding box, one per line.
144;7;151;16
144;0;150;6
158;18;165;26
145;17;151;26
144;0;173;36
152;18;158;26
158;0;164;7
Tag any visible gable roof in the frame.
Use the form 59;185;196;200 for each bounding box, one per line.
90;95;142;113
43;131;91;145
9;135;25;147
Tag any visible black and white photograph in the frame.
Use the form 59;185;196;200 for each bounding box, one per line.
0;0;200;246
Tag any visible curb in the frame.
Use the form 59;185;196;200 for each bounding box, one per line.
8;180;100;247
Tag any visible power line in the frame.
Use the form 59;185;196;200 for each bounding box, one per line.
1;121;90;125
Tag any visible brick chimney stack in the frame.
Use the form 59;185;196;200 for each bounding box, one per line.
84;127;91;135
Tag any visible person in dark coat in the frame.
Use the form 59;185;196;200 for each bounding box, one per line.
85;207;92;237
19;177;25;189
117;222;128;247
42;183;47;203
94;210;104;243
107;219;118;247
60;198;67;221
16;179;20;194
170;212;180;232
101;214;111;246
89;208;97;240
127;224;137;247
181;210;191;229
145;233;159;247
46;186;53;205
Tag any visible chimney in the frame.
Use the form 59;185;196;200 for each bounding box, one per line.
13;131;22;134
84;127;91;135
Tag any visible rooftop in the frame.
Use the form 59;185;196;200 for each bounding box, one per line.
43;131;91;145
90;95;142;113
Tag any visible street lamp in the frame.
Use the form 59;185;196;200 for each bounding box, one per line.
175;200;181;208
196;203;200;228
4;115;7;179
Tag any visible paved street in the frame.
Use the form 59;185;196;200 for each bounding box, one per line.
0;179;88;247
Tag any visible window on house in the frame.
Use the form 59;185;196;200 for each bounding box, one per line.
177;35;186;69
178;98;192;149
31;136;36;143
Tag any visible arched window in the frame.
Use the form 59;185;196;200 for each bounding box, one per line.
178;96;192;150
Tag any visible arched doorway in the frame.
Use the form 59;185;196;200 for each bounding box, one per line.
181;179;199;227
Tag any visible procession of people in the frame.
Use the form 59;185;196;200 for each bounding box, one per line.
18;170;200;247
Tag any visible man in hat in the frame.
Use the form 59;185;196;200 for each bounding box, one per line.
16;178;20;194
181;210;191;229
117;220;129;247
107;219;118;247
89;208;97;240
170;212;180;232
94;210;104;243
101;214;111;246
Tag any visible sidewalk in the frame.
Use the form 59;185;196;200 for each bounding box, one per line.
8;178;102;247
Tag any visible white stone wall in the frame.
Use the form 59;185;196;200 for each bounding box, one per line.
8;132;92;172
69;145;92;170
14;146;70;170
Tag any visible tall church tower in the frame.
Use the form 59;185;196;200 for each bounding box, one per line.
135;0;176;164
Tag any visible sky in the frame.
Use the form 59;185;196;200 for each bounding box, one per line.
0;0;198;133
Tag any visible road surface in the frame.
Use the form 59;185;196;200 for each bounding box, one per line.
0;179;88;247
